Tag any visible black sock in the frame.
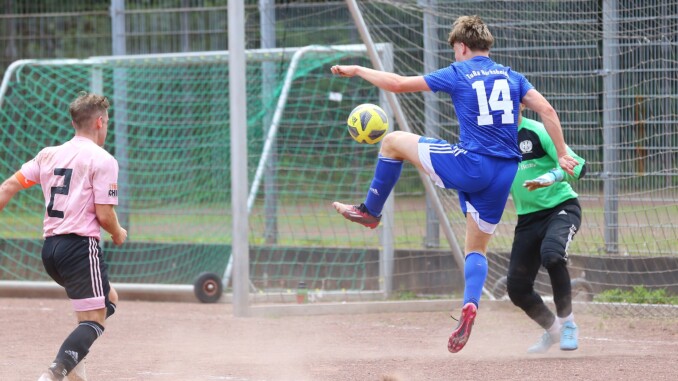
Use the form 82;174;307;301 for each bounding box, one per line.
51;321;104;374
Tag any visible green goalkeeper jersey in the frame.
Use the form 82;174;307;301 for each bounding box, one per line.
511;117;586;215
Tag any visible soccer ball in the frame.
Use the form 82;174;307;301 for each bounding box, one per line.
346;103;389;144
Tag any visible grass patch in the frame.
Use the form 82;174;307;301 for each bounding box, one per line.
1;199;676;254
595;286;678;305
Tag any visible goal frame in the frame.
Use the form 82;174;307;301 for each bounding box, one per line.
0;44;418;308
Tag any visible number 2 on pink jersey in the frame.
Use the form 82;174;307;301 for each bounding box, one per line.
47;168;72;218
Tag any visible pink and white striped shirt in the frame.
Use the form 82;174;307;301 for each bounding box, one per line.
19;136;119;240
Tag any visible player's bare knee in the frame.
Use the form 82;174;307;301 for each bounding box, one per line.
76;308;107;327
379;131;401;154
379;131;418;159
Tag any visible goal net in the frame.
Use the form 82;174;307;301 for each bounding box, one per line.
347;0;678;313
0;44;396;300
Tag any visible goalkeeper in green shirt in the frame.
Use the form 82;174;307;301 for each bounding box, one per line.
507;108;587;353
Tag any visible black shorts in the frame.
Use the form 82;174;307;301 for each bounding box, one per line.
508;198;582;281
42;234;111;311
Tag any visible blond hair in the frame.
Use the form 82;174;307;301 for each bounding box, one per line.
447;15;494;51
69;92;110;129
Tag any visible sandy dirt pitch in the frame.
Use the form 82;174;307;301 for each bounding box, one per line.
1;297;676;381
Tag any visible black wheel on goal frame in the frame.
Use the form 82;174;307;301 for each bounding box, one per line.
193;272;224;303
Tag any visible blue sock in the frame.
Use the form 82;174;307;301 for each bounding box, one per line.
363;155;403;216
463;252;488;307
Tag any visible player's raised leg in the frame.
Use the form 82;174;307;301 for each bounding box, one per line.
333;131;421;228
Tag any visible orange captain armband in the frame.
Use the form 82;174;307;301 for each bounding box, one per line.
14;171;37;188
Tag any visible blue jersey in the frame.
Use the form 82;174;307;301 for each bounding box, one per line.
424;56;533;160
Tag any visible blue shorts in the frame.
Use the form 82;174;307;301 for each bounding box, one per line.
418;137;519;233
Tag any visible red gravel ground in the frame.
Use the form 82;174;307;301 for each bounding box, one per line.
1;297;676;381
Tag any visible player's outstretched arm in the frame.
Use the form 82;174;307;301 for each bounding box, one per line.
522;89;578;175
95;204;127;245
523;169;564;191
0;176;24;212
331;65;429;93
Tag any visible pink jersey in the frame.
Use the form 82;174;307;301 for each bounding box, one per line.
19;136;119;239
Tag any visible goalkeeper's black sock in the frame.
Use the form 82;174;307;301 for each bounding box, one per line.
52;321;104;374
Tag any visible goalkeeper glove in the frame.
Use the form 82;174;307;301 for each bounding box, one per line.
523;169;564;191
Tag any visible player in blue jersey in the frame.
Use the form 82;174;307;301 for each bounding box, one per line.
331;15;578;353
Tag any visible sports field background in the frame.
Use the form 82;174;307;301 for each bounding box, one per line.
0;2;677;380
1;297;675;381
2;1;676;299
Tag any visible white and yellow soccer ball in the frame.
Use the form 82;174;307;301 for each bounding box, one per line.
346;103;389;144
